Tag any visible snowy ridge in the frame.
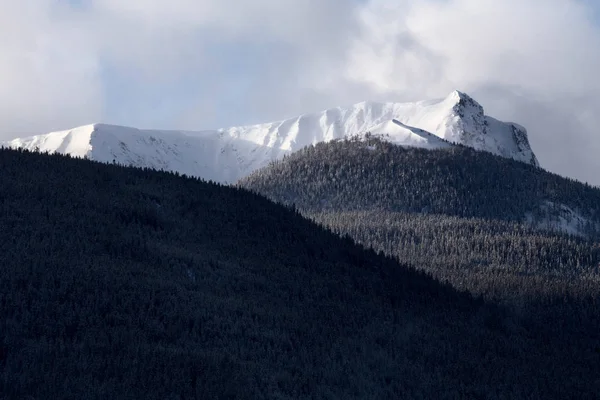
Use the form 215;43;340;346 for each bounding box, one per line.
6;124;287;183
368;119;453;149
2;90;538;183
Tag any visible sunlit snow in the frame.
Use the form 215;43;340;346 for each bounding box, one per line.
2;90;538;184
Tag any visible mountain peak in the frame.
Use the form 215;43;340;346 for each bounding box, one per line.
447;89;474;100
446;90;484;114
419;91;538;166
3;91;539;183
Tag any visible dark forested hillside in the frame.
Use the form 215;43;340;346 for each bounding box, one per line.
240;135;600;236
310;210;600;302
239;136;600;333
0;147;599;399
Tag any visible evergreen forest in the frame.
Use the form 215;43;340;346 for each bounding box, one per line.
239;136;600;306
0;145;599;399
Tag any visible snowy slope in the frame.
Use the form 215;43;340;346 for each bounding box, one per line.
368;119;453;149
5;124;287;183
525;201;600;238
2;90;538;183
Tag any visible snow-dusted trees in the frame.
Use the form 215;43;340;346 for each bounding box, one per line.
1;145;599;399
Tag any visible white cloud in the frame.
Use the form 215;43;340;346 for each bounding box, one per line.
344;0;600;97
86;0;357;81
0;0;599;184
0;0;103;135
339;0;600;184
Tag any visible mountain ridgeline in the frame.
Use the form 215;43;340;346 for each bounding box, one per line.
0;147;599;399
3;91;538;183
239;135;600;303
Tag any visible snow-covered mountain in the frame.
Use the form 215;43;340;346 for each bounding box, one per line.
4;123;285;184
2;90;538;183
368;119;453;149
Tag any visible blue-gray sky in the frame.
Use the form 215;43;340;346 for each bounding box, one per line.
2;0;600;185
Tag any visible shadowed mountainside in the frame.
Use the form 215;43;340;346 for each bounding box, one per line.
0;147;598;399
239;136;600;311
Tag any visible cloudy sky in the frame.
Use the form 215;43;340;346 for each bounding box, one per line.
1;0;600;184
